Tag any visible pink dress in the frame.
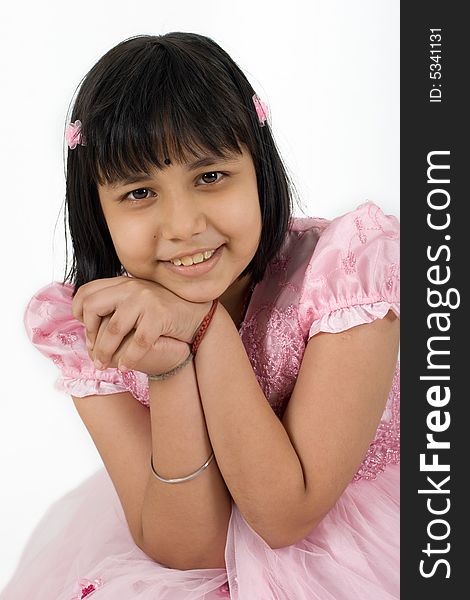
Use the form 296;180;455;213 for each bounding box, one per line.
2;201;400;600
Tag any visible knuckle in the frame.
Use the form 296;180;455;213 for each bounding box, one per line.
134;331;151;349
140;285;153;297
107;319;122;336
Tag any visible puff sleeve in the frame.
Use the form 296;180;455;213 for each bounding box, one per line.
298;201;400;339
23;281;149;404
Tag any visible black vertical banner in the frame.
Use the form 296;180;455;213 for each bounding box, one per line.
401;3;467;598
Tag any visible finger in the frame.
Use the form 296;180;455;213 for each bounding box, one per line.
116;313;163;372
92;306;139;369
93;326;134;370
88;315;113;364
83;309;114;352
71;276;130;322
87;314;110;359
81;282;131;349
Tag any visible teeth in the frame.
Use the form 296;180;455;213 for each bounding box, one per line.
170;249;216;266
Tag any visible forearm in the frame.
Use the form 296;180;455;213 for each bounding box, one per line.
140;355;232;569
194;304;308;548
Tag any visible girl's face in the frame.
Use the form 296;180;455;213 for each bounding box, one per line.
97;145;262;310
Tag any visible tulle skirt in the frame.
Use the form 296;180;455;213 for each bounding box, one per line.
0;464;399;599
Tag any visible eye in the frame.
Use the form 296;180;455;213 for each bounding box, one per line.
122;188;155;203
197;171;226;185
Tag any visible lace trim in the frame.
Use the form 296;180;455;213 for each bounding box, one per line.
353;365;400;481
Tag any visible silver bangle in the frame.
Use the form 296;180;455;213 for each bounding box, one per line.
147;351;194;381
150;451;215;484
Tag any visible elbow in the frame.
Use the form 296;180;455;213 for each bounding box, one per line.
136;517;229;570
244;485;334;549
262;518;321;550
259;507;326;550
264;487;340;549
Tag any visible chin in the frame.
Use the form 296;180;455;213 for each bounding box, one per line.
178;290;219;304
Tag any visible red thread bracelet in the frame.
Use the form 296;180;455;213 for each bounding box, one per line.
191;299;219;355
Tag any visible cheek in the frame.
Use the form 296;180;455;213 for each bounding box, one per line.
224;183;261;223
243;191;262;232
230;192;262;253
108;220;153;258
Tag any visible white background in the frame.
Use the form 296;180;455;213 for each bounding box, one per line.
0;0;399;589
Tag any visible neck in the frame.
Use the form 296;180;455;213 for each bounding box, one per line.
219;274;254;329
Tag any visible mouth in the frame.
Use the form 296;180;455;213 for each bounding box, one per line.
167;248;218;266
161;245;224;277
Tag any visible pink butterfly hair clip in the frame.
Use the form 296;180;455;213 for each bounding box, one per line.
66;119;86;149
252;94;269;127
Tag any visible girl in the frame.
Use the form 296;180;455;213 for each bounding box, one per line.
2;33;400;599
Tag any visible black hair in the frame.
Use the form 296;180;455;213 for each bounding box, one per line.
62;32;301;297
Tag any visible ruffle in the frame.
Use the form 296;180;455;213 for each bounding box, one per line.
297;202;400;340
1;464;399;599
23;281;144;402
309;300;400;338
56;369;129;398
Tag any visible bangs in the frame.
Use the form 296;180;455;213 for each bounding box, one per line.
90;115;245;187
77;40;252;186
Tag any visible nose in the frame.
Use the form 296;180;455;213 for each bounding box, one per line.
158;189;207;241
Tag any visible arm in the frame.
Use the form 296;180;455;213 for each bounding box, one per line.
71;390;153;548
69;280;235;569
73;315;232;570
282;310;400;531
194;304;400;548
140;353;232;570
72;377;231;572
194;303;308;547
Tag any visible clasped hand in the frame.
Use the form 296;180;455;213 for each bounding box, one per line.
71;275;213;375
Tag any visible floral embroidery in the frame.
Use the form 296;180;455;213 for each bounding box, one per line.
268;255;290;275
70;577;104;599
51;354;65;368
216;581;231;597
366;201;400;239
240;304;304;418
278;280;302;295
352;366;400;482
341;251;357;274
354;216;368;244
123;369;150;407
57;331;79;346
386;263;399;291
31;326;52;342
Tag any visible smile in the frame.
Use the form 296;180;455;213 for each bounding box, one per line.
162;245;224;277
169;249;216;266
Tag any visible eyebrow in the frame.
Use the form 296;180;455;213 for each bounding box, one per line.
109;154;240;188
